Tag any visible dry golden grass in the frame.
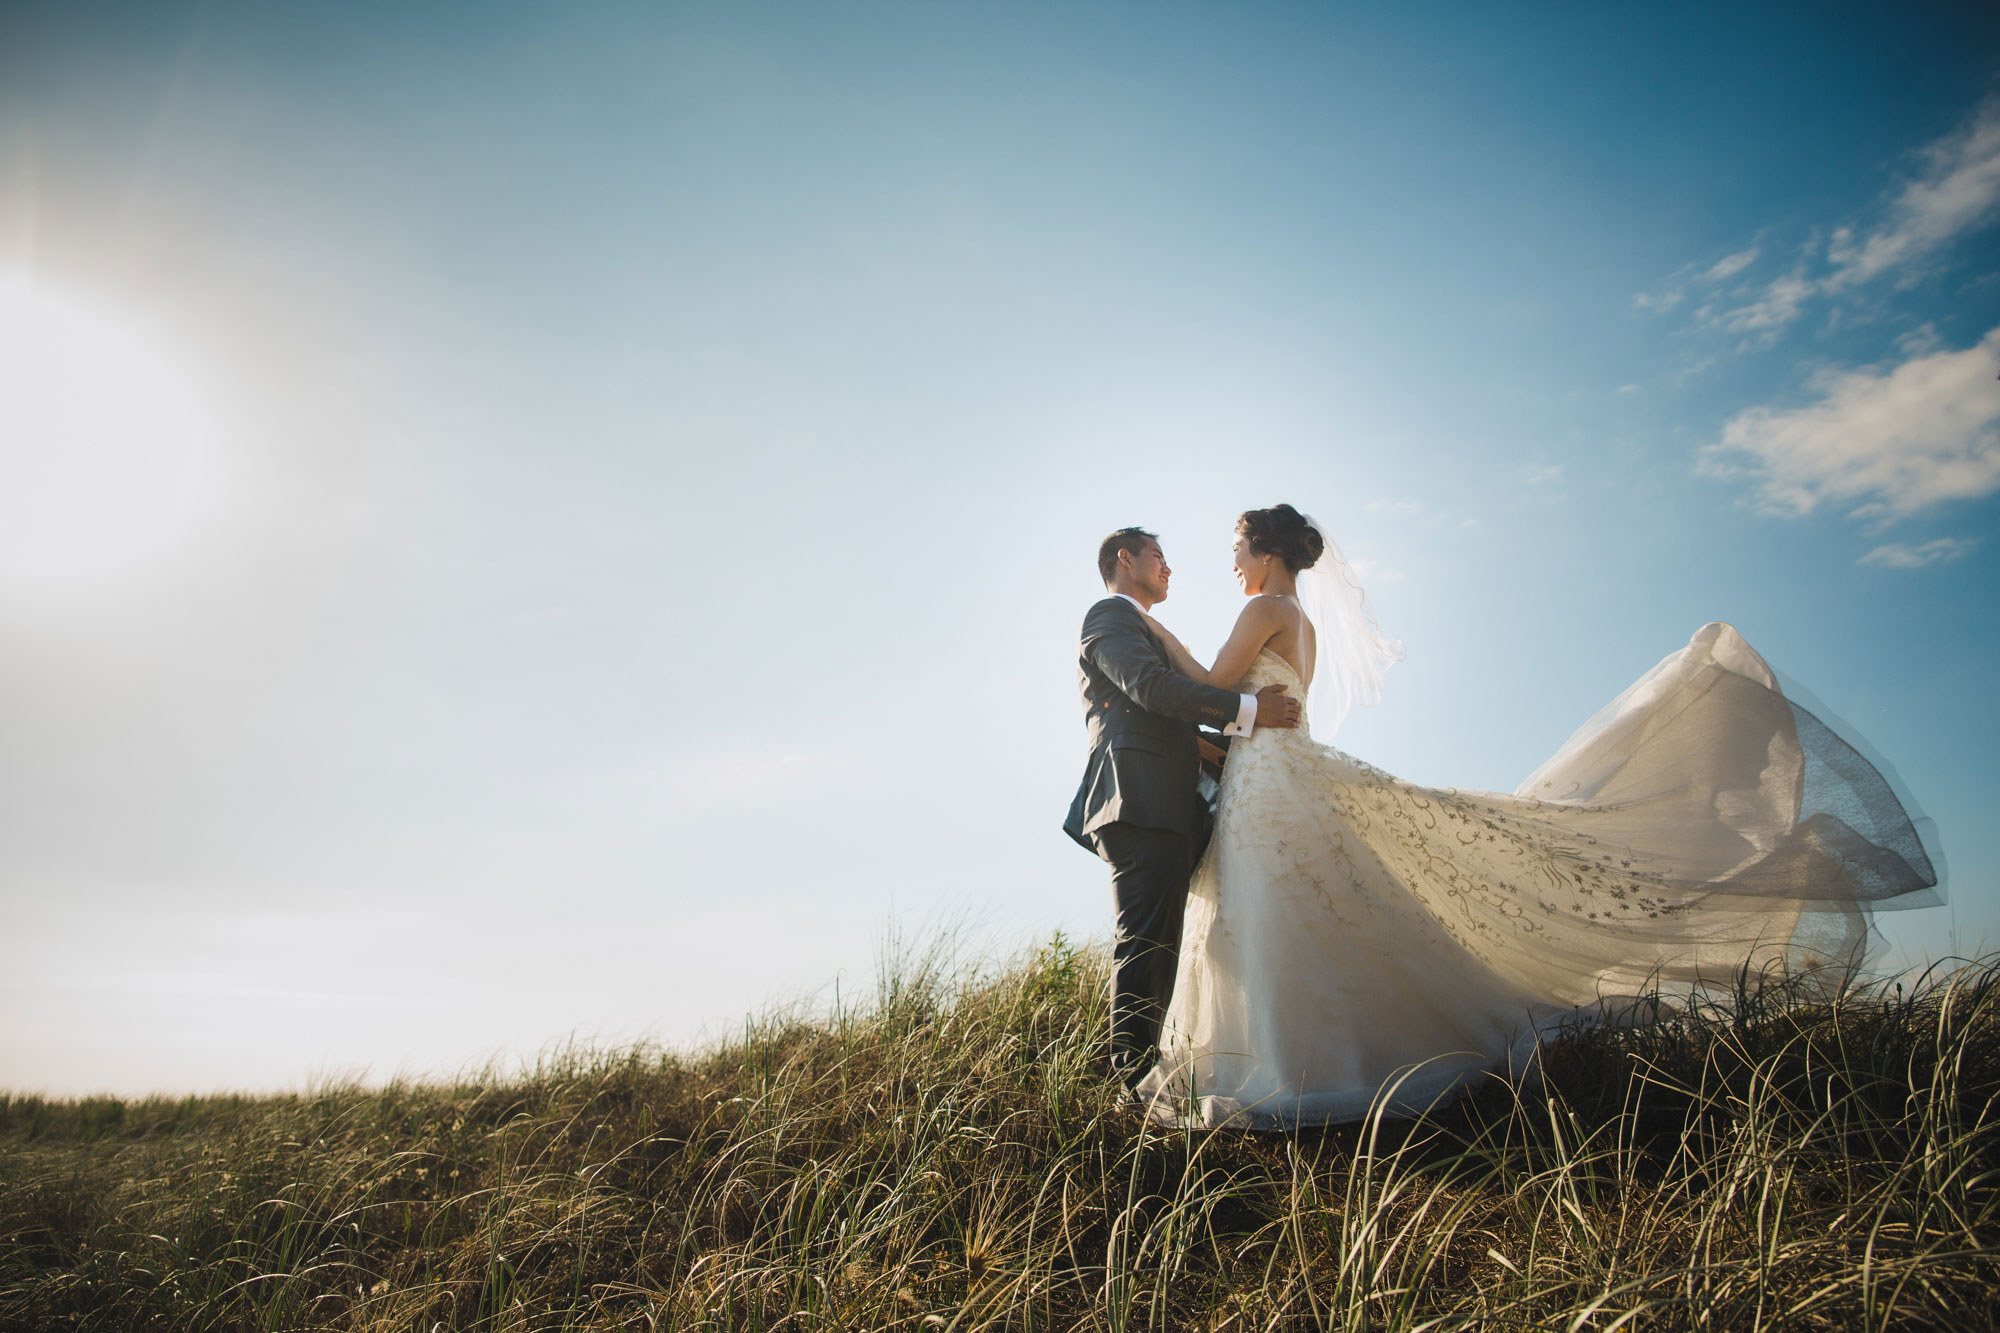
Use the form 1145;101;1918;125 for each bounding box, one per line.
2;934;1995;1331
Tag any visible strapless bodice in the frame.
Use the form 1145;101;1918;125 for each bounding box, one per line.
1233;647;1316;744
1235;645;1305;697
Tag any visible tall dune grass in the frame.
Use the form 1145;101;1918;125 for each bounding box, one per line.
2;935;1995;1330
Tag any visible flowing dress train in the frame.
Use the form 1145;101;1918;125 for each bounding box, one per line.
1137;623;1942;1129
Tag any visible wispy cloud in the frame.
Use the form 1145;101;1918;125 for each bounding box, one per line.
1701;324;2000;521
1704;248;1761;281
1859;537;1978;569
1710;270;1815;340
1642;99;2000;341
1632;248;1767;319
1825;99;2000;289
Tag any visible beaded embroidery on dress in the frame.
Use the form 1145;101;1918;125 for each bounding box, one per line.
1136;623;1942;1130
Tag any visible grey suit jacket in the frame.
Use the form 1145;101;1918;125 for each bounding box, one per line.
1063;597;1245;847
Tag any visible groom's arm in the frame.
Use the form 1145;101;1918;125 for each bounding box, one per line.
1081;600;1248;729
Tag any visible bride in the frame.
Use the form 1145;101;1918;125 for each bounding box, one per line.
1136;504;1944;1129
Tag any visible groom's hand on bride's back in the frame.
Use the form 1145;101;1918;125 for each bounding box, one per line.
1254;684;1304;729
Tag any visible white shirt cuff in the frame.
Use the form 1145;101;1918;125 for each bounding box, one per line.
1221;692;1257;737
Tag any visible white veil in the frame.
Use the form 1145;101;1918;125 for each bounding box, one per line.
1297;513;1404;741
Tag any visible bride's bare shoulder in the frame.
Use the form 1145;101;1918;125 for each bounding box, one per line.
1235;595;1303;627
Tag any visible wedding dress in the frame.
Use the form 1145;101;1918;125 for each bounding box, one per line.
1137;622;1943;1129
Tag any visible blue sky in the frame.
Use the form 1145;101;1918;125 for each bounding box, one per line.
2;1;1996;1095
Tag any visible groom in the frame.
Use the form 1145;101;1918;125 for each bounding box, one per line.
1064;527;1302;1088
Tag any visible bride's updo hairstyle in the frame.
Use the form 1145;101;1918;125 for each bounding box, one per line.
1237;504;1325;574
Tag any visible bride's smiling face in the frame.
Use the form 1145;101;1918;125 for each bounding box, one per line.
1232;534;1270;596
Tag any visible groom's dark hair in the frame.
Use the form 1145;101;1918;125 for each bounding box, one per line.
1098;527;1158;584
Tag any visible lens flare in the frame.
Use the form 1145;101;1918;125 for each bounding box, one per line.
0;275;225;590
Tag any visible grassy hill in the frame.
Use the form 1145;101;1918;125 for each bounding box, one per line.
3;936;1996;1331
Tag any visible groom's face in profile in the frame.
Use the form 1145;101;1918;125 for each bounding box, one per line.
1122;538;1172;605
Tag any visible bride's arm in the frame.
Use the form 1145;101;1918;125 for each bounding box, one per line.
1128;601;1304;731
1142;617;1214;683
1147;599;1286;688
1081;600;1249;728
1205;599;1288;687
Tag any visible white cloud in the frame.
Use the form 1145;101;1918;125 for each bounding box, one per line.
1701;324;2000;519
1896;323;1944;357
1637;249;1762;315
1648;99;2000;340
1859;537;1978;569
1712;270;1816;339
1826;99;2000;289
1704;248;1761;281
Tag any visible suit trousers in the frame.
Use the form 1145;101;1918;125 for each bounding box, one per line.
1091;821;1200;1087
